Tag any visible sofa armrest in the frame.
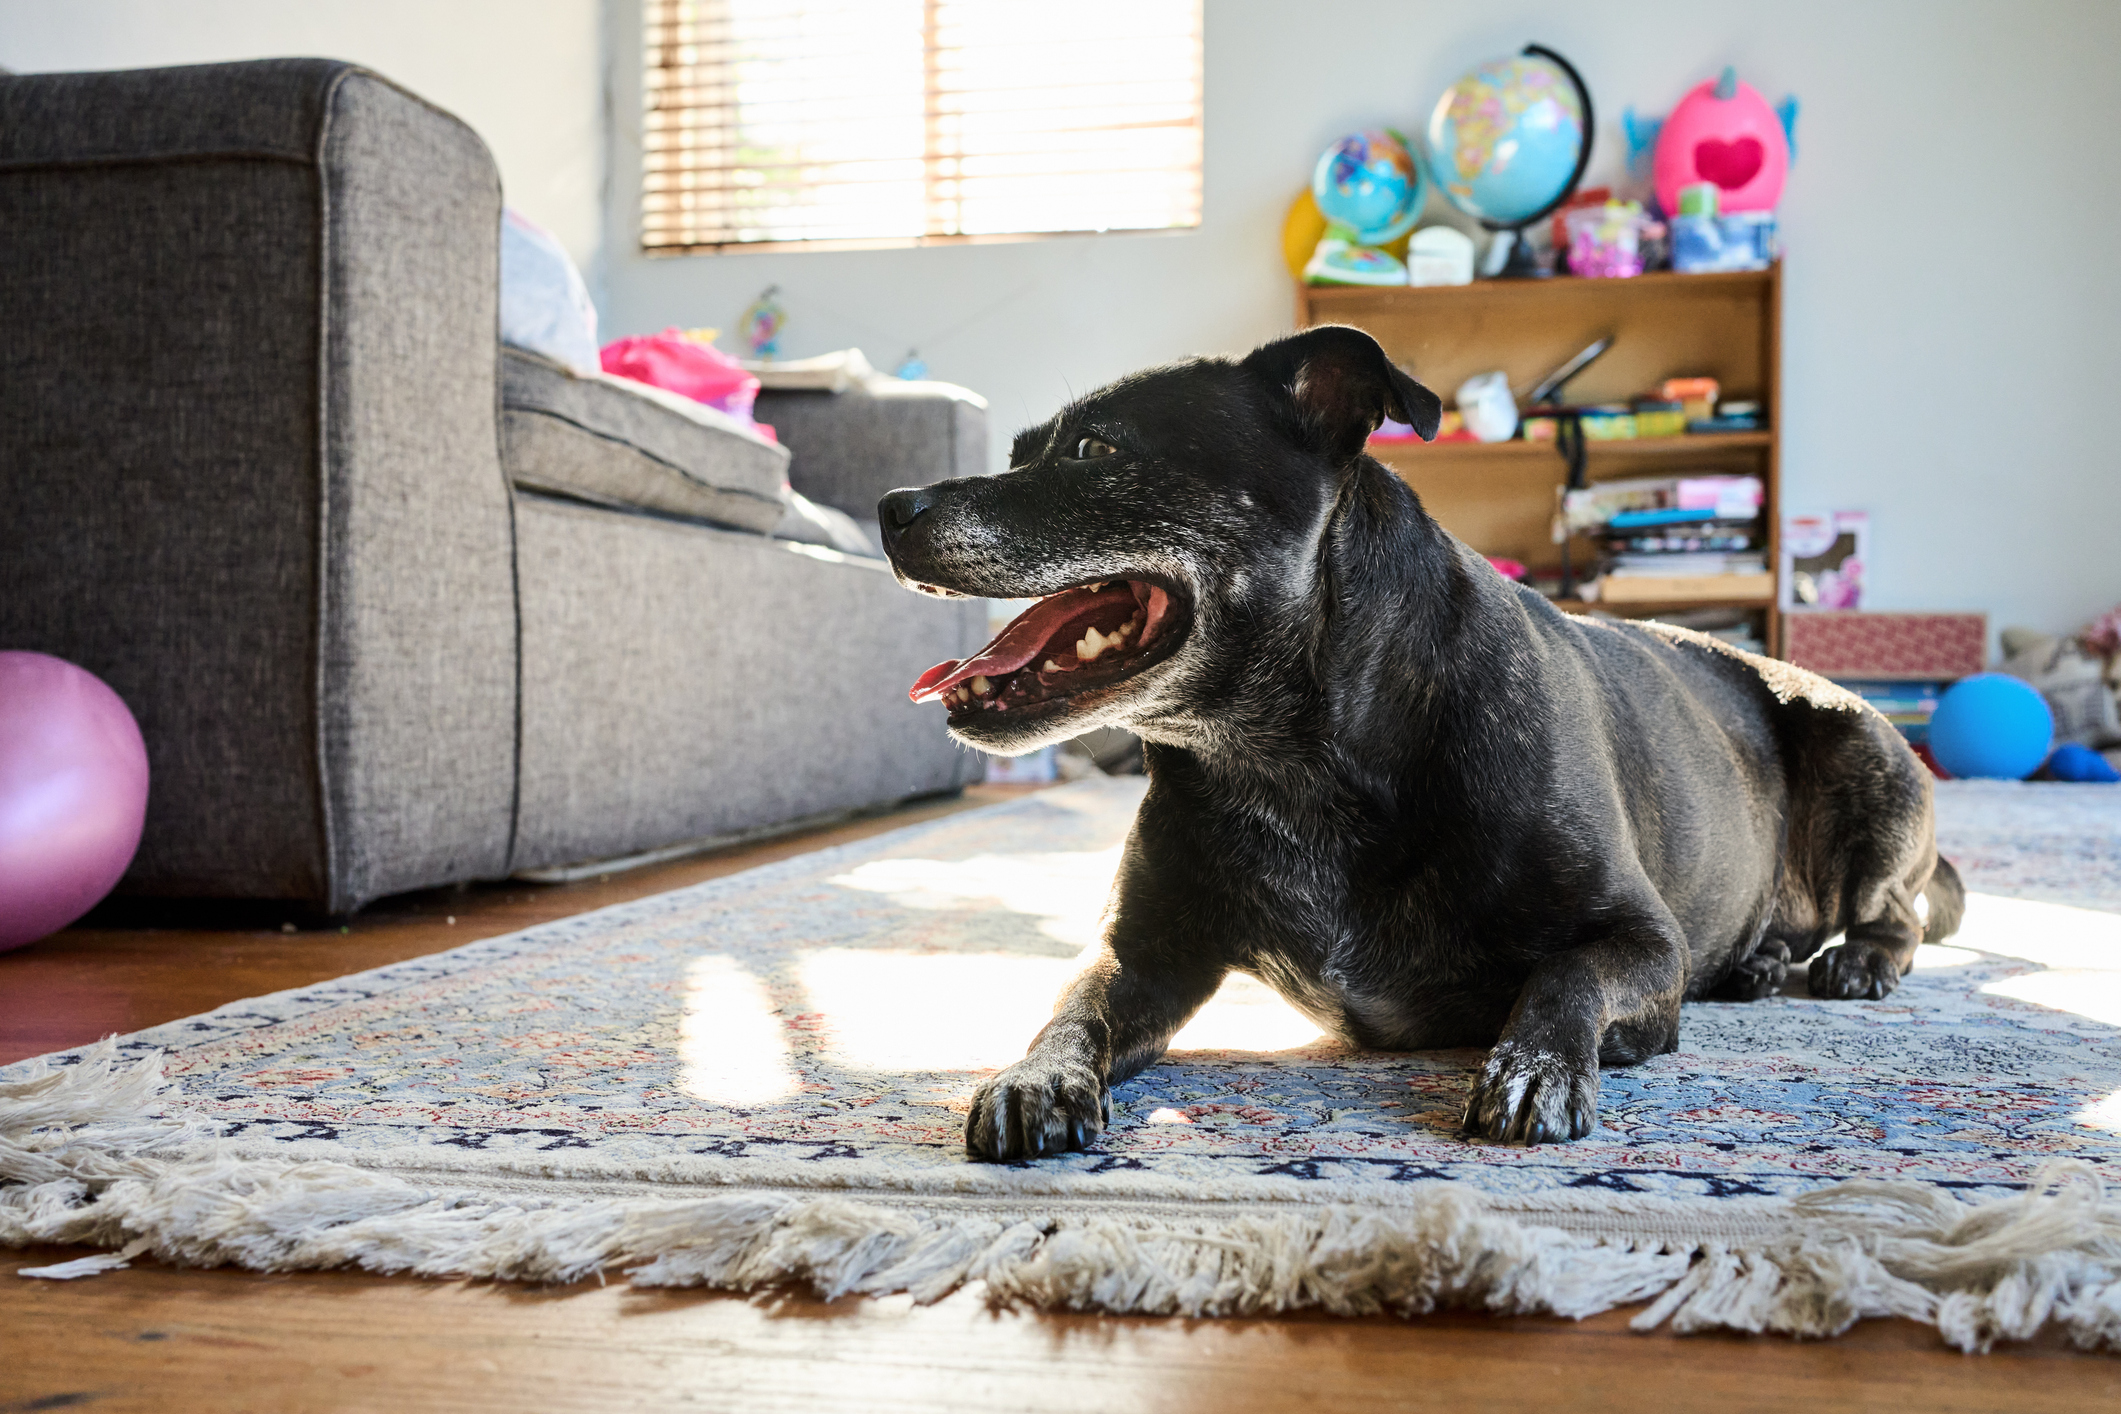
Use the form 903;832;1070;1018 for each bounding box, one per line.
0;60;517;910
755;379;989;527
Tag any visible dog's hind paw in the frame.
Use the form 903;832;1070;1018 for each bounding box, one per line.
1807;940;1903;1001
1712;938;1791;1002
965;1057;1109;1162
1459;1045;1599;1145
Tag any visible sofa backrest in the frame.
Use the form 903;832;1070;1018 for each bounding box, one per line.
0;60;519;910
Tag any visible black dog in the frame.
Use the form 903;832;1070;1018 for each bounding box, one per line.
879;325;1964;1158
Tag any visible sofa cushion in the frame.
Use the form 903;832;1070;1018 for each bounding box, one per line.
501;348;790;533
756;377;987;521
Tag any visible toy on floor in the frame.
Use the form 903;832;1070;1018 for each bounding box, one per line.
0;651;149;950
1927;672;2055;780
2045;742;2121;783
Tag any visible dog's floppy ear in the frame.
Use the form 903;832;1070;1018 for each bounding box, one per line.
1241;324;1443;460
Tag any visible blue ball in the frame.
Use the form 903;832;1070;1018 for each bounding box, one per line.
1928;673;2054;780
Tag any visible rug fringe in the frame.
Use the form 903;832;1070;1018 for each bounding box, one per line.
5;1043;2118;1351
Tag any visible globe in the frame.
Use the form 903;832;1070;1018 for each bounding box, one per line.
1425;48;1590;228
1311;128;1423;247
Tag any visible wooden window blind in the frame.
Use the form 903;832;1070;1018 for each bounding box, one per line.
641;0;1203;252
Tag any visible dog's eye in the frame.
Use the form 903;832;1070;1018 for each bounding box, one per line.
1073;437;1118;460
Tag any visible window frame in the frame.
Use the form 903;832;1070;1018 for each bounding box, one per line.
633;0;1205;257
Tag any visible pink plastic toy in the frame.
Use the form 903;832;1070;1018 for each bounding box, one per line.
1654;68;1790;216
0;652;149;950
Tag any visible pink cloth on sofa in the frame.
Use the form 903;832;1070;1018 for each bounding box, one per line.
600;330;775;442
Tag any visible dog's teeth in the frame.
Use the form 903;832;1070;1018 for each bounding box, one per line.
972;675;993;696
1088;582;1105;593
1043;659;1067;673
1079;627;1109;661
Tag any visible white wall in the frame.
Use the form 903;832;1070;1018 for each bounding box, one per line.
6;2;2114;638
602;0;2121;643
0;0;607;278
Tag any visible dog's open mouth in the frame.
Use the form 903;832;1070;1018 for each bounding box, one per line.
910;580;1178;718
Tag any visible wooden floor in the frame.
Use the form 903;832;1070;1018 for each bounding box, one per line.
4;787;2116;1412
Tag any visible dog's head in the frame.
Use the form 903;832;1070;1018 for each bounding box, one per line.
879;325;1440;755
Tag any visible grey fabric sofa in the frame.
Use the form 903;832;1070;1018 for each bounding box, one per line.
0;59;986;914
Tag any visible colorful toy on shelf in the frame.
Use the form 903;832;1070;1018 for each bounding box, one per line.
1283;189;1414;282
1929;673;2056;780
1313;128;1424;245
1653;67;1793;217
1424;44;1593;276
0;652;150;951
1564;201;1651;278
1303;238;1411;287
1484;556;1529;582
1302;129;1424;286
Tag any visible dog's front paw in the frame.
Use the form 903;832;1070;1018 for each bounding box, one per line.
1460;1044;1598;1145
1807;941;1903;1001
1714;938;1792;1001
965;1057;1109;1161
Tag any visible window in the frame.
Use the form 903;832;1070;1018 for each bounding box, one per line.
640;0;1203;252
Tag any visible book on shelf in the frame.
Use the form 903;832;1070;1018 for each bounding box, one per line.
1590;571;1775;604
1834;679;1947;744
1562;474;1763;535
1605;529;1758;554
1605;552;1768;579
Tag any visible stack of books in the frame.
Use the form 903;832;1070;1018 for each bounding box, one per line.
1563;475;1771;604
1834;680;1946;745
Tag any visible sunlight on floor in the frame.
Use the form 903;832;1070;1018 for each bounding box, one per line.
1982;969;2121;1027
799;949;1076;1070
1950;891;2121;1136
677;874;2121;1102
1169;972;1327;1052
829;848;1121;948
676;954;801;1105
822;847;1327;1062
1955;891;2121;971
1957;892;2121;1026
794;949;1327;1070
2081;1091;2121;1135
1910;944;1982;969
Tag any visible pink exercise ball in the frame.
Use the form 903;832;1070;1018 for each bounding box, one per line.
0;652;150;950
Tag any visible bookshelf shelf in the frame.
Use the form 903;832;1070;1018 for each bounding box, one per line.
1370;429;1772;464
1552;596;1775;616
1299;263;1783;655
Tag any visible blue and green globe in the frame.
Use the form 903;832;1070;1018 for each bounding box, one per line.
1425;52;1588;227
1311;128;1424;247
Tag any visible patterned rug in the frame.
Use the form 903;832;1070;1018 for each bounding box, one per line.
6;778;2121;1348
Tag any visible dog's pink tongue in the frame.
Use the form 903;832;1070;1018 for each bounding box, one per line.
910;582;1144;703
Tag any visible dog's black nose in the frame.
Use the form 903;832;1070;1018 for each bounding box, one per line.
878;487;935;541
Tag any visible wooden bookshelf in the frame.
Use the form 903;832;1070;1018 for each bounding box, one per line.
1299;265;1783;655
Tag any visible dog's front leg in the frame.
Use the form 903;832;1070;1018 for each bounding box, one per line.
965;943;1226;1162
1461;909;1686;1145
